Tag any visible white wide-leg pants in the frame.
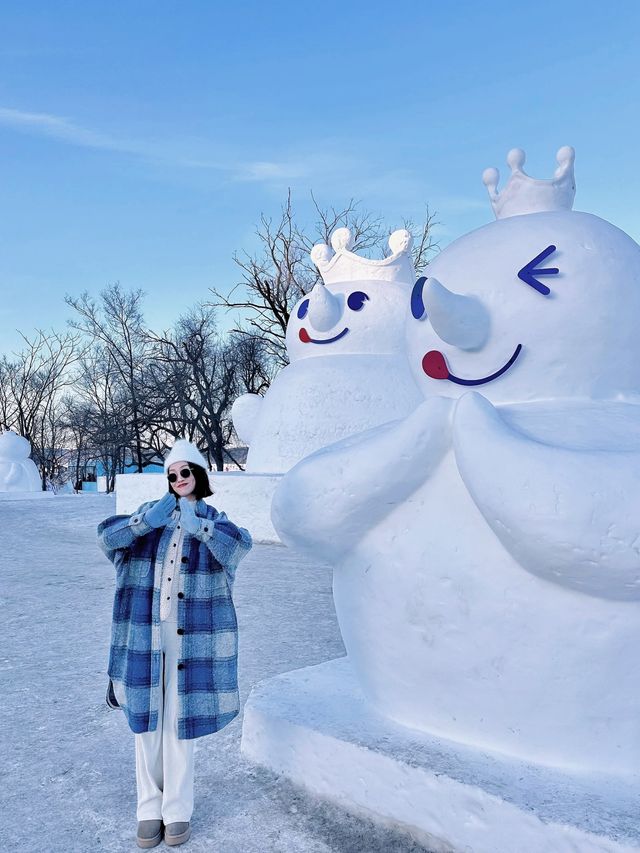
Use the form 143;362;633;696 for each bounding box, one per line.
135;620;196;823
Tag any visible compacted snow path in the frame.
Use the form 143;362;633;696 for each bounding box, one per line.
1;495;432;852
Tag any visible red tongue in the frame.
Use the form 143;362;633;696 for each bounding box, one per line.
422;350;449;379
299;328;311;343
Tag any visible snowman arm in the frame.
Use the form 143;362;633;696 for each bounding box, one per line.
272;396;453;562
231;393;262;445
453;392;640;600
5;463;23;487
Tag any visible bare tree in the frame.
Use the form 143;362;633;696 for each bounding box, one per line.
147;306;242;471
399;207;440;274
0;330;80;488
60;394;95;490
31;398;71;491
1;330;79;436
66;284;152;472
63;345;133;492
231;333;274;395
0;358;16;430
211;192;438;368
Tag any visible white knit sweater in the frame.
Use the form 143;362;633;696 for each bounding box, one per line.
158;510;185;622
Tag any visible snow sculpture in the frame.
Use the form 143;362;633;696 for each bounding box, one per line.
0;430;42;492
272;147;640;776
232;228;422;472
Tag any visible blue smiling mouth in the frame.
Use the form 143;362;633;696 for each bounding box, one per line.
299;327;350;345
422;344;523;385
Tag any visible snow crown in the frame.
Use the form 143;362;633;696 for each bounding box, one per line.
310;227;416;286
482;146;576;220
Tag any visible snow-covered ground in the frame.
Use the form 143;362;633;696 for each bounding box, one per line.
1;495;432;852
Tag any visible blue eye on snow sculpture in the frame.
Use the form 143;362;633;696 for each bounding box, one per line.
347;291;369;311
297;299;310;319
517;245;559;296
411;277;428;320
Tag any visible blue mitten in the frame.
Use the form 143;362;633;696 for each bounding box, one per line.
179;498;200;535
143;492;177;528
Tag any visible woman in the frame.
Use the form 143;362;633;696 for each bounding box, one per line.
97;439;252;848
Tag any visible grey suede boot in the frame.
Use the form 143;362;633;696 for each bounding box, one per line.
165;822;191;846
136;819;163;849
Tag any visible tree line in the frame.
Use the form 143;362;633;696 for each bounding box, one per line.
0;294;272;491
0;194;436;491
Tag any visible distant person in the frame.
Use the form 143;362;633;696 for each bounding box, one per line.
97;439;252;848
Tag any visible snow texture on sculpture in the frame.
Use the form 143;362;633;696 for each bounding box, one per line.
272;147;640;777
0;430;42;492
232;227;422;473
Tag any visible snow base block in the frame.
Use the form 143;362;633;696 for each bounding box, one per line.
205;471;281;543
241;657;639;853
115;471;281;543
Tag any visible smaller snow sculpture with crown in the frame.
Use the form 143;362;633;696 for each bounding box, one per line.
0;430;42;492
232;228;422;473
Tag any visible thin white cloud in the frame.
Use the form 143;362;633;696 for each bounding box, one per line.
0;107;133;151
0;106;230;169
231;149;363;185
0;106;329;185
0;106;441;208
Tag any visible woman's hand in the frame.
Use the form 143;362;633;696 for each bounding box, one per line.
143;493;177;529
179;498;201;535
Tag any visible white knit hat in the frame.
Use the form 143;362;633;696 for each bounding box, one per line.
164;438;209;474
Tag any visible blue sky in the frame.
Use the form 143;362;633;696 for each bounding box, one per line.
1;0;639;354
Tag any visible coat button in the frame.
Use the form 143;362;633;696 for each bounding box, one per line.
181;556;188;563
178;592;184;599
177;628;184;635
177;663;184;670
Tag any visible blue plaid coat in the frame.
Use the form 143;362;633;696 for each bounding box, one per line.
97;499;252;740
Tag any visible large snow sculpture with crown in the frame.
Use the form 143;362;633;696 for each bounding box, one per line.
0;430;42;492
232;228;422;473
272;146;640;779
